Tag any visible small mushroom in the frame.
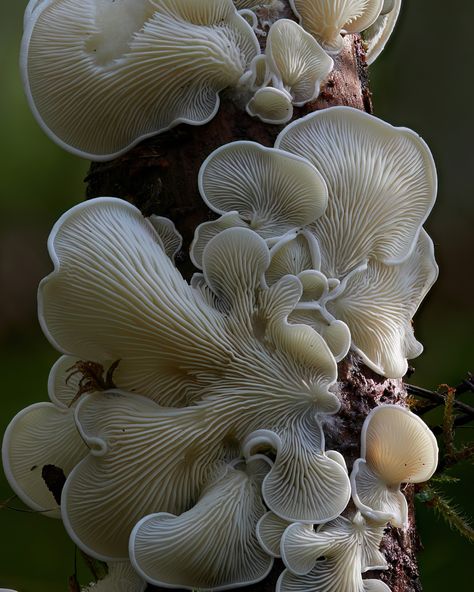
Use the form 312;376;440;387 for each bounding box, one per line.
324;230;438;378
129;456;273;590
351;405;439;528
246;87;294;125
278;513;389;592
243;413;351;523
39;199;341;559
1;355;89;518
265;19;333;106
22;0;260;160
363;0;402;65
191;141;328;266
256;511;291;557
289;0;384;53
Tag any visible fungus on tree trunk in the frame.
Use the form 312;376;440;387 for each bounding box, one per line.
82;4;423;592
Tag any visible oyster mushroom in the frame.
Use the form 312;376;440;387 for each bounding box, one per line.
22;0;260;160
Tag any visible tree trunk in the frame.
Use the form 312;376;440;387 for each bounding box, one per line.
85;4;421;591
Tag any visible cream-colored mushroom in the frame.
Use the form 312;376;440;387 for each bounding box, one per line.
278;513;389;592
129;457;273;590
191;141;328;266
1;355;89;518
256;511;291;557
324;229;438;378
289;0;384;53
243;414;351;523
22;0;260;160
265;19;333;106
81;561;146;592
246;87;294;124
276;106;437;279
147;215;182;262
39;198;342;559
351;405;438;528
363;0;402;65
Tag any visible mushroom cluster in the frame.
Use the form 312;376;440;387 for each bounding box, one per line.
3;103;439;590
22;0;401;158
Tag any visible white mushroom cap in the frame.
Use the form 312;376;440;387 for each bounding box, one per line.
276;106;437;279
22;0;260;160
147;215;182;261
40;199;342;559
267;232;321;286
200;141;328;236
39;197;231;407
247;87;294;124
363;0;402;65
351;405;438;527
1;355;89;518
289;0;384;53
81;561;146;592
129;457;273;590
278;513;389;592
325;229;438;378
191;141;328;266
266;19;333;106
256;511;291;557
243;414;351;523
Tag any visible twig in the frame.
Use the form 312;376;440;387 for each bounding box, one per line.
405;379;474;420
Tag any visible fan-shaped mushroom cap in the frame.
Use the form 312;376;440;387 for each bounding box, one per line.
243;414;351;523
40;199;341;558
81;561;146;592
129;457;273;590
256;511;291;557
266;20;333;106
247;87;294;124
278;513;389;592
276;106;437;279
191;141;328;266
39;197;231;407
351;405;438;527
22;0;260;160
289;0;384;53
325;230;438;377
363;0;402;65
1;355;88;518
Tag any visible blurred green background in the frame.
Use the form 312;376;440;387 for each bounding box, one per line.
0;1;472;590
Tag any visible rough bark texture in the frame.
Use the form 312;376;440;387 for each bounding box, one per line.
85;5;421;591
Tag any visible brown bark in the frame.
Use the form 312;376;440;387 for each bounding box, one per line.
85;5;421;591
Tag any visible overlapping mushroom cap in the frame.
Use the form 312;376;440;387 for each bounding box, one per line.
1;355;89;518
28;196;351;561
278;513;389;592
363;0;402;64
246;19;333;124
22;0;260;160
191;141;328;267
351;405;438;528
130;456;274;590
192;106;438;378
289;0;384;53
